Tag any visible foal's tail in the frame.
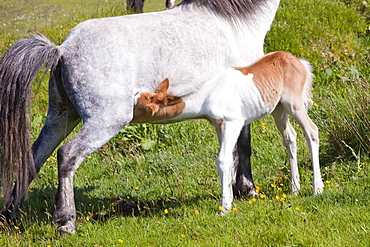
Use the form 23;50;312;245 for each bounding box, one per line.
299;59;314;109
0;34;61;216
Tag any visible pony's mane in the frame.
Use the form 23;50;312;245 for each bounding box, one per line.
179;0;269;22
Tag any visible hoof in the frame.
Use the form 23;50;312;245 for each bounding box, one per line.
313;186;324;196
247;190;259;198
219;209;229;216
218;206;231;216
233;180;257;198
57;221;76;235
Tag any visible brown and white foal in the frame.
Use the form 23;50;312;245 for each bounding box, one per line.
132;51;324;213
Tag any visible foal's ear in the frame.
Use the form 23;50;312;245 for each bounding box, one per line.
156;78;170;93
147;103;160;116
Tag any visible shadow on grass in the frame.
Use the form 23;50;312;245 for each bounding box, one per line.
3;184;219;232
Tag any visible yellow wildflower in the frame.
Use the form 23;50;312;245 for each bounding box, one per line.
164;209;169;214
232;207;238;212
118;239;124;243
194;210;200;215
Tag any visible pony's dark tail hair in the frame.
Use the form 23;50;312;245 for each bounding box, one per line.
0;34;61;217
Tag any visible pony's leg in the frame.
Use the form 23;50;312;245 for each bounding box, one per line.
166;0;176;9
126;0;134;11
0;73;80;221
53;118;126;234
33;73;81;173
127;0;144;13
271;104;300;194
232;124;256;197
288;106;324;195
216;120;244;215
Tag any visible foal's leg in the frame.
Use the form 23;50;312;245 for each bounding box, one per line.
216;120;244;214
212;122;255;197
288;106;324;195
271;104;300;194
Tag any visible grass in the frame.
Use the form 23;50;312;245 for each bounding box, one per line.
0;0;369;246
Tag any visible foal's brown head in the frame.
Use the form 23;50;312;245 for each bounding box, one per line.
133;78;186;123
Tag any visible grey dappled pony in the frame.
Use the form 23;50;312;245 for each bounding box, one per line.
0;0;280;234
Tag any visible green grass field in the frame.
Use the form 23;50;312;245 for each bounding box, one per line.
0;0;369;246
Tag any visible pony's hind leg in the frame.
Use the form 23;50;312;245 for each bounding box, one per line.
271;104;300;194
53;118;127;234
287;105;324;195
0;71;80;221
33;75;81;172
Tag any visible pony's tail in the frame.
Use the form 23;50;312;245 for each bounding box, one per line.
0;34;61;217
299;59;314;109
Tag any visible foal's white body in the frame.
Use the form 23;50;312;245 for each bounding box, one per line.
177;71;271;211
136;51;324;212
178;71;269;122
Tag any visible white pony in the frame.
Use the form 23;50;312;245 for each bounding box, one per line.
0;0;280;234
134;51;324;213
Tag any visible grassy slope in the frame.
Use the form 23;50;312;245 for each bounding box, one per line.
0;0;369;246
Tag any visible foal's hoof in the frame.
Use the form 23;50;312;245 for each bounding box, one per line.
219;209;229;216
218;206;231;216
57;221;76;235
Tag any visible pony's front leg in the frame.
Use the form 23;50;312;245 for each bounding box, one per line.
216;120;244;215
232;124;257;197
